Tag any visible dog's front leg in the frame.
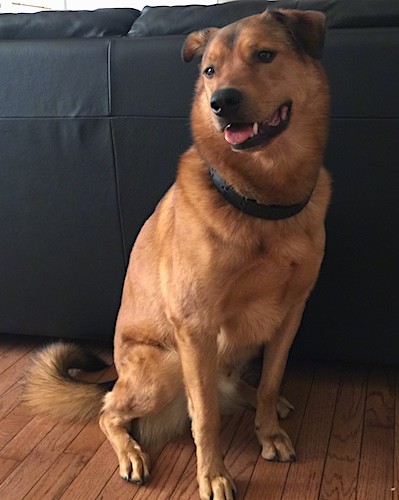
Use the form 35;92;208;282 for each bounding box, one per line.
255;302;305;462
175;325;236;500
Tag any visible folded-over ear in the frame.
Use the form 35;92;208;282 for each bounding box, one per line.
182;27;219;62
269;9;326;59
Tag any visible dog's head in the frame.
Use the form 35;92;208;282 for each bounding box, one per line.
183;9;328;154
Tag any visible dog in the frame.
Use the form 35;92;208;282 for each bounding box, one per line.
24;9;331;500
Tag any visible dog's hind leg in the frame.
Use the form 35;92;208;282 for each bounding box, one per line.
99;346;184;485
99;405;151;485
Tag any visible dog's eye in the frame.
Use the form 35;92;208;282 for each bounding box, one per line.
204;66;215;78
257;50;276;63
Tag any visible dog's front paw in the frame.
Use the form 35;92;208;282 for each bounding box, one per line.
256;426;296;463
118;439;151;486
198;467;236;500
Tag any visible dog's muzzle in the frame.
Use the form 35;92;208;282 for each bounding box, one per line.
210;88;292;151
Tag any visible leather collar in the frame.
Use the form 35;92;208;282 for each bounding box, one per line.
209;168;311;220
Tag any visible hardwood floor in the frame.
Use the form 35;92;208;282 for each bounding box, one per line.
0;333;397;500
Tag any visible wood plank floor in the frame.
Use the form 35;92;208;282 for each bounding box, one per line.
0;333;397;500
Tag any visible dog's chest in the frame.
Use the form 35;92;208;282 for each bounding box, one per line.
215;238;321;347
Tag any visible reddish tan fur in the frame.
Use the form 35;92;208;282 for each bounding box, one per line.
24;10;331;500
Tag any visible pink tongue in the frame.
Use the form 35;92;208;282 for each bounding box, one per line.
224;124;253;145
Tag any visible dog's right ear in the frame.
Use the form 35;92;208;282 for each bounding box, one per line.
182;28;219;62
268;9;326;59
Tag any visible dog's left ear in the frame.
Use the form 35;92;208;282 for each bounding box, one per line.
182;27;219;62
269;9;326;59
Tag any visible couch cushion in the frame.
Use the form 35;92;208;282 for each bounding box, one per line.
0;8;140;39
304;0;399;28
128;1;282;36
110;36;198;118
0;118;127;339
0;39;110;117
129;0;399;37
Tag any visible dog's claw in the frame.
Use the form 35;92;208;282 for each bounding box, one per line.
129;472;150;487
272;453;280;462
124;474;149;486
269;450;296;463
136;474;150;486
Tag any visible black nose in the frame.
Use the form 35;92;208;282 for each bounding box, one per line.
210;88;243;117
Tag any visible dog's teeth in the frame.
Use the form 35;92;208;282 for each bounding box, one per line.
252;122;259;136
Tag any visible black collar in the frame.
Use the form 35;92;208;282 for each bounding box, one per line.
209;168;311;220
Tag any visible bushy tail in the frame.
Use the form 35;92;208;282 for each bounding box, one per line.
23;342;114;422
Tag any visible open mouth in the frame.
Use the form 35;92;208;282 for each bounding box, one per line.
223;101;292;151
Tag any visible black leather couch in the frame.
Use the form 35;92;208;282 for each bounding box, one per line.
0;0;398;363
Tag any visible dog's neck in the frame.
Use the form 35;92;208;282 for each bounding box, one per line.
209;167;312;220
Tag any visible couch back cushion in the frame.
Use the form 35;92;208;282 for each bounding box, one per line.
0;8;140;39
128;1;272;36
128;0;399;37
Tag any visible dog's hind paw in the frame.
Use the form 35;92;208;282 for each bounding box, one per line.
118;441;150;486
277;395;294;420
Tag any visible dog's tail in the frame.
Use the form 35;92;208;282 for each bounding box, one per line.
23;342;114;422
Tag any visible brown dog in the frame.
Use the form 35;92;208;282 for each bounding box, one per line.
24;9;331;500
